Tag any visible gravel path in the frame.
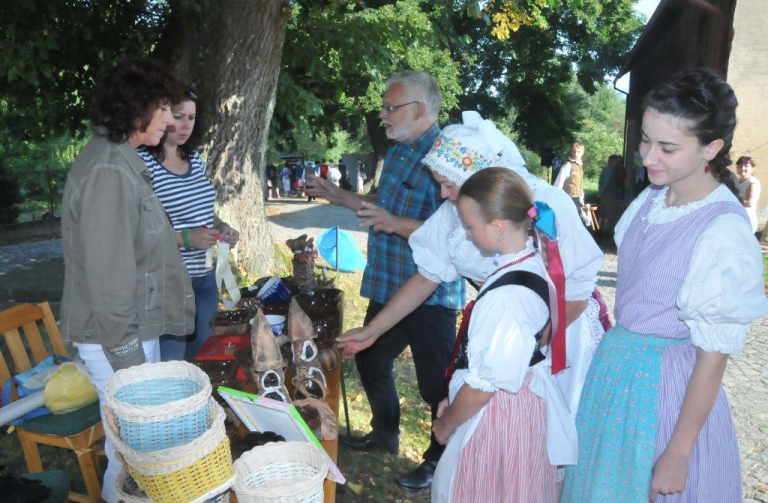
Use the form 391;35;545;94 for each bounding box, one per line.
265;197;370;257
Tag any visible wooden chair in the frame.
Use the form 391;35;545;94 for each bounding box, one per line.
0;302;104;503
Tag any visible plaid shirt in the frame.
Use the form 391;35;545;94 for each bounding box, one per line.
360;124;465;310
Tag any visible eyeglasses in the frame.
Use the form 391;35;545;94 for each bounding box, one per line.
380;101;420;114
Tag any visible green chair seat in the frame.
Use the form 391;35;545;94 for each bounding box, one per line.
22;470;71;503
20;401;101;436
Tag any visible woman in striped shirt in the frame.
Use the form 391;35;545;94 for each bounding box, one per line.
138;87;239;362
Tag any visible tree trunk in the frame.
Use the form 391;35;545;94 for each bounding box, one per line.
155;0;290;276
365;111;391;193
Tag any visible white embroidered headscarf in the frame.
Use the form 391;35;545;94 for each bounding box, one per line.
422;111;528;186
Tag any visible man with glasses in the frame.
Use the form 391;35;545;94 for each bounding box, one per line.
305;71;464;491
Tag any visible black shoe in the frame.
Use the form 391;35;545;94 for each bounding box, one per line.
340;432;398;454
396;460;438;491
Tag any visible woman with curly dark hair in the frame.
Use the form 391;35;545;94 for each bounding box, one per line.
138;87;240;362
60;58;195;503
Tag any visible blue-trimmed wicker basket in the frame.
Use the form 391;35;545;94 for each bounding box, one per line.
105;361;212;452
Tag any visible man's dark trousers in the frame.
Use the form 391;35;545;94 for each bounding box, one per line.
355;300;457;462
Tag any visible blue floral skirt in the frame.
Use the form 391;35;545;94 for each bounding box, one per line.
561;326;688;503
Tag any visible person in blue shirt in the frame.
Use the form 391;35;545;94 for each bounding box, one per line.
305;71;465;491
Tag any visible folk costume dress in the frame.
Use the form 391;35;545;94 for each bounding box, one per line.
415;111;605;420
562;184;768;503
431;242;576;503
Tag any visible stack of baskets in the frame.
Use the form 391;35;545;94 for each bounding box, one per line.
104;361;235;503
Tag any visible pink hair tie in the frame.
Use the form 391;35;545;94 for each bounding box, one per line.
527;206;537;219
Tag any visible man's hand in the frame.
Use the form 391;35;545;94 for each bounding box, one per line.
357;201;400;234
305;173;342;204
649;449;689;501
336;326;379;357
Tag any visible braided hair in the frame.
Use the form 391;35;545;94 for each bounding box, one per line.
642;69;739;196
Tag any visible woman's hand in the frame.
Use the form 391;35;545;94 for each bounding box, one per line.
432;415;455;445
335;326;380;357
188;228;220;249
217;222;240;246
649;449;689;501
436;398;449;418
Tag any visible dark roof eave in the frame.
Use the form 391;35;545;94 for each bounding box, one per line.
615;0;673;81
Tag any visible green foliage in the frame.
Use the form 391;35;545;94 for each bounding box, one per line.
574;83;626;179
1;122;89;196
268;123;369;164
0;0;168;140
272;0;463;152
452;0;642;150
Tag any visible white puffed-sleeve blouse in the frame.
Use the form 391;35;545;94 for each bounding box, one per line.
409;173;604;302
615;184;768;354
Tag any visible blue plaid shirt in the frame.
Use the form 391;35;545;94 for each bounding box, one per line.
360;124;465;310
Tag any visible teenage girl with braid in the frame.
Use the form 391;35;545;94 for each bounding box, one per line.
562;69;768;502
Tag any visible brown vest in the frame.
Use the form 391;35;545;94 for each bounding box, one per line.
563;160;584;198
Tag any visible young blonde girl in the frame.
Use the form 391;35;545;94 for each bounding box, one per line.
431;167;575;503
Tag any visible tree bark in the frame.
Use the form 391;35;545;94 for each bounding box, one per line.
155;0;290;276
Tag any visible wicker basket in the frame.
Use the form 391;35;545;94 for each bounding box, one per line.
232;441;332;503
105;361;212;452
106;399;235;503
116;469;232;503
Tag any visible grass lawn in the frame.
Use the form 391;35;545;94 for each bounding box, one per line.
16;194;63;222
764;254;768;283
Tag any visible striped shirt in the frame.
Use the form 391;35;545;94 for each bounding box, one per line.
136;148;216;277
361;124;465;309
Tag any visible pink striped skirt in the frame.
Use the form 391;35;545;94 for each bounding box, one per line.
449;374;556;503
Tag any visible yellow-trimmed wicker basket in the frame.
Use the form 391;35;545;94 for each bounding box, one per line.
232;441;338;503
106;399;235;503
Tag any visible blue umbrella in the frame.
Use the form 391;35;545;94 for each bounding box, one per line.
317;227;367;272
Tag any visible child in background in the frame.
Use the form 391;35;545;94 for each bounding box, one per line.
431;168;575;503
562;70;768;502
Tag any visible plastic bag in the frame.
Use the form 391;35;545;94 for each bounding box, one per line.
1;355;69;425
43;363;98;415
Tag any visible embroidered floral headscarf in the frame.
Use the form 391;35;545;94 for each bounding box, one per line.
422;111;527;185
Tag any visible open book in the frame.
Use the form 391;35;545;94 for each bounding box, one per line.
217;386;345;484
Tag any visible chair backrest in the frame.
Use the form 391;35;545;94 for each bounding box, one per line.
0;302;68;385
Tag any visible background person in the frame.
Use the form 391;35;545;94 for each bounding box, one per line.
281;161;292;195
266;162;280;199
554;142;586;210
60;58;195;503
562;69;768;503
734;156;761;234
305;70;465;491
357;159;367;194
138;86;239;362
